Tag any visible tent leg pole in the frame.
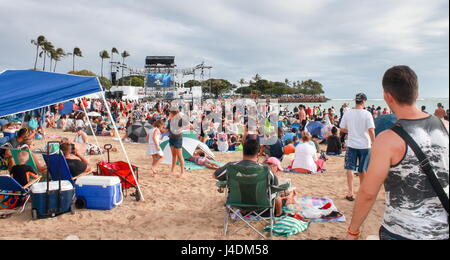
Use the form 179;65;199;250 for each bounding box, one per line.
100;88;145;201
77;98;107;162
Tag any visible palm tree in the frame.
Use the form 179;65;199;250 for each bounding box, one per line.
99;50;110;78
31;35;46;70
285;78;290;87
40;41;54;71
110;47;119;76
111;47;119;63
52;48;66;72
121;50;130;83
49;49;57;72
239;78;246;88
70;47;83;71
253;73;262;82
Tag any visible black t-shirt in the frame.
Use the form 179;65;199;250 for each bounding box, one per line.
269;139;284;160
326;135;342;154
66;159;87;178
10;165;36;187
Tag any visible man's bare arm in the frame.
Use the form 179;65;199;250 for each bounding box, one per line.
347;131;393;236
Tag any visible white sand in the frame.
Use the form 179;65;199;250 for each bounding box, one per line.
0;129;385;240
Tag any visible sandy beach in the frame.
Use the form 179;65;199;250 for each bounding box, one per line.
0;128;386;240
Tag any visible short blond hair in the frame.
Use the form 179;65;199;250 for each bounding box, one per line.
18;151;29;165
302;131;312;143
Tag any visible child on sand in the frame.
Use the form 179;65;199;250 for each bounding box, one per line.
147;120;164;176
188;151;220;170
10;151;41;189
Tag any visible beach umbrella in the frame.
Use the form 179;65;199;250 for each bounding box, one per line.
375;114;397;136
306;121;325;138
127;121;152;143
160;131;215;165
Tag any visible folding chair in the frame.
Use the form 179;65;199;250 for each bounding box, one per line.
0;176;31;216
42;153;75;184
10;149;41;175
221;164;289;239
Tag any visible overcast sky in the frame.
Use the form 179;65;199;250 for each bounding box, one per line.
0;0;448;98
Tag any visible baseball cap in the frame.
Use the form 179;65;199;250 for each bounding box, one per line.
355;93;368;102
265;157;283;172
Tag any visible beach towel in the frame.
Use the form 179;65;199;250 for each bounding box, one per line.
184;160;225;171
290;196;346;223
230;210;262;221
263;216;309;237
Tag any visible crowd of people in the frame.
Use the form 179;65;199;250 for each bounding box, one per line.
0;65;448;240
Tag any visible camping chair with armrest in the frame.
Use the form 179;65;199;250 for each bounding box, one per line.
0;176;32;216
43;152;91;184
222;164;290;239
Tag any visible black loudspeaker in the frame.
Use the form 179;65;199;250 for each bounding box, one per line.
111;72;117;85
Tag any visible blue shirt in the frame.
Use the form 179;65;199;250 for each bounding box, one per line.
283;133;295;144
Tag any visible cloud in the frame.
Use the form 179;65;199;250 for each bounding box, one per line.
0;0;448;98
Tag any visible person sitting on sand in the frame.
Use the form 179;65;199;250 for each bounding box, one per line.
60;143;92;180
95;117;114;137
215;140;288;216
9;151;41;189
292;132;326;174
326;127;342;156
188;150;220;170
228;134;240;151
217;132;229;152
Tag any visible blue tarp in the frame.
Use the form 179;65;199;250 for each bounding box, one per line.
59;101;75;115
0;70;102;117
375;114;397;136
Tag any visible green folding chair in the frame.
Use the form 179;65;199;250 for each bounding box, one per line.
221;164;289;239
10;149;41;175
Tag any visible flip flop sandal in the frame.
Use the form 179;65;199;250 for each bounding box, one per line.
345;196;355;202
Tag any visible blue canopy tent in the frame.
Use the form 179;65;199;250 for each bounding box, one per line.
0;70;144;201
0;70;101;117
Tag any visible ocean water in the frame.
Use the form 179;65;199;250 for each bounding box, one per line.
280;98;449;112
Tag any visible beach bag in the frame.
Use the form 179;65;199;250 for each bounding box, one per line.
28;118;38;130
87;144;103;155
391;124;449;222
263;216;309;237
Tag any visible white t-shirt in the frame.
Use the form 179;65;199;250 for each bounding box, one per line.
340;109;375;149
292;143;318;173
